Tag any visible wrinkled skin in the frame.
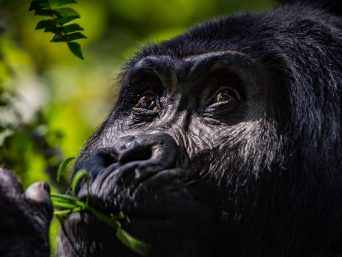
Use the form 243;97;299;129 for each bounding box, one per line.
58;2;342;257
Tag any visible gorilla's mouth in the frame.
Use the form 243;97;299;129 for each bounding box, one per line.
64;167;219;257
76;166;209;221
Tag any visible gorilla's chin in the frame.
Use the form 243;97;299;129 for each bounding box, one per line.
62;214;219;257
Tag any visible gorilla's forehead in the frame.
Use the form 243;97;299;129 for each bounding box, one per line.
128;50;258;85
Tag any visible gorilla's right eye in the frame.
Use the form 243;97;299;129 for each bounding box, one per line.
214;87;241;103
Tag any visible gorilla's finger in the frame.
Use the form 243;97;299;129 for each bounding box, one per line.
25;182;51;206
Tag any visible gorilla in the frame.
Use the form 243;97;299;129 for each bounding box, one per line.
1;0;341;256
0;168;52;257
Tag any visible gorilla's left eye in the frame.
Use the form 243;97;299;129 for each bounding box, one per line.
214;87;241;103
203;87;241;121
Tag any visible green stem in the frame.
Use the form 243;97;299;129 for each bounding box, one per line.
50;193;151;255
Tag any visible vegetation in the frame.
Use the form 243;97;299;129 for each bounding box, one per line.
52;167;150;256
29;0;86;59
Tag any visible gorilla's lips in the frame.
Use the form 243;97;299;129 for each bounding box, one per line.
77;165;213;221
74;163;219;248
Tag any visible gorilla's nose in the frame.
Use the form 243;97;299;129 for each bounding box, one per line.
115;133;179;166
84;133;184;179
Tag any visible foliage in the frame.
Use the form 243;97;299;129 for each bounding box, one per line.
0;88;65;188
56;156;74;183
29;0;86;59
52;167;151;256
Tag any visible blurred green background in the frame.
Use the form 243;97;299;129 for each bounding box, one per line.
0;0;274;254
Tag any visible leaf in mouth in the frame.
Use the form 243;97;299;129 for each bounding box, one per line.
51;167;151;256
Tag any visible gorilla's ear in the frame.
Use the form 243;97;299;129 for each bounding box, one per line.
278;0;342;15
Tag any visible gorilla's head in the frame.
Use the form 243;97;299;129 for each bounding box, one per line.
58;2;342;257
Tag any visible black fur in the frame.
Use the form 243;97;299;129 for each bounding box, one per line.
58;1;342;257
279;0;342;15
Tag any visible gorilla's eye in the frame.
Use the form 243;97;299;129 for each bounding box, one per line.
203;86;241;121
135;92;158;111
214;87;240;103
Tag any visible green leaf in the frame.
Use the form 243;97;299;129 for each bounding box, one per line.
29;0;49;11
35;19;56;30
110;211;125;220
50;0;77;6
71;169;89;197
55;7;79;18
53;202;78;209
34;9;57;16
41;23;84;35
54;209;72;217
67;42;84;59
50;33;66;42
56;15;79;25
51;193;77;203
57;157;75;183
85;205;121;230
50;33;68;42
51;32;86;42
116;229;151;256
50;192;151;255
66;32;86;41
62;23;84;34
44;26;61;33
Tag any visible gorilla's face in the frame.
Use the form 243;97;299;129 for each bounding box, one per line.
59;5;342;257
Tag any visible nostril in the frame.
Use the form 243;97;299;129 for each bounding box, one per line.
94;150;118;168
119;146;152;164
102;152;118;167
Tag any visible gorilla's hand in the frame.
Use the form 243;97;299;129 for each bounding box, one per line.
0;168;53;257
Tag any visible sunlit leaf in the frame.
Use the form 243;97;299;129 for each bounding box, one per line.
29;0;49;11
53;202;78;209
34;9;57;16
51;179;151;256
55;7;79;18
35;19;55;30
44;26;61;33
51;193;78;203
56;15;80;25
50;0;77;6
67;42;84;59
50;33;66;42
71;169;89;197
56;157;75;183
29;0;86;60
116;229;151;256
66;32;87;41
65;32;86;41
62;23;84;34
51;32;86;42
